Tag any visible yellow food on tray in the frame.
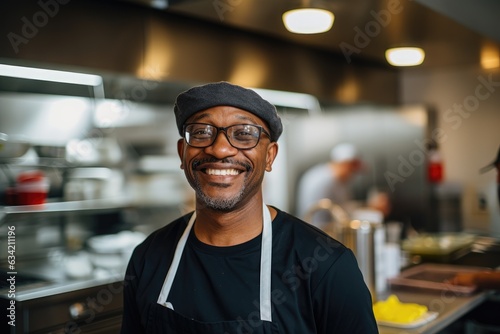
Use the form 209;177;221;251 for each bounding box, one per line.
373;295;428;324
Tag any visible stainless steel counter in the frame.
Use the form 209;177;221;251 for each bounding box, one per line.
1;256;126;333
376;236;500;333
1;254;125;302
377;287;494;334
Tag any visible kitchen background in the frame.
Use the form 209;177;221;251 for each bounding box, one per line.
1;0;500;332
0;0;498;231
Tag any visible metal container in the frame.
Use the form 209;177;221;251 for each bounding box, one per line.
304;199;350;239
342;209;385;301
305;201;384;301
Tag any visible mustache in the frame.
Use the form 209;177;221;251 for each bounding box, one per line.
192;158;251;171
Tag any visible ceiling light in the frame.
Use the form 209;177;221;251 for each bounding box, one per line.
0;63;105;101
480;44;500;69
385;47;425;66
282;8;334;34
251;87;321;113
0;64;103;86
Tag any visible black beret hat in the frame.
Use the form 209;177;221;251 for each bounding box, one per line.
174;81;283;142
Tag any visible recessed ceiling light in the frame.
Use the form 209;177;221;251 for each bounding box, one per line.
480;44;500;69
385;47;425;67
282;8;334;34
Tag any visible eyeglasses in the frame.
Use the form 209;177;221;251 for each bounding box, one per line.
183;123;271;149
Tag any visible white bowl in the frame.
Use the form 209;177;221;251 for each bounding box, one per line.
0;133;31;159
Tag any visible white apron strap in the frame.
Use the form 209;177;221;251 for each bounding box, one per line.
157;212;196;307
260;205;273;322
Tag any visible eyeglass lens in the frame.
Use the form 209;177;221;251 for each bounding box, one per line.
185;123;264;149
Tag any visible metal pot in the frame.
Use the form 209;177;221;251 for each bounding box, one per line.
63;167;124;201
33;145;66;158
0;132;31;159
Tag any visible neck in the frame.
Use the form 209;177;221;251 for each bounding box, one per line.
193;197;275;246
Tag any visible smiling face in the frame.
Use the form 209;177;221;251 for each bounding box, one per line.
177;106;278;212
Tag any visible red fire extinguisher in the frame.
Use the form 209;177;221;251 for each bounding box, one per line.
427;143;443;183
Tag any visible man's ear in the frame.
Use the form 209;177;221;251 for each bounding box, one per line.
177;139;185;169
265;142;279;172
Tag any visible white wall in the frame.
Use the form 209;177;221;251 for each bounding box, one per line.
401;66;500;236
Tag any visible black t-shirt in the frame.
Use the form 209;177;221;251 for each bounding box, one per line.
121;208;378;333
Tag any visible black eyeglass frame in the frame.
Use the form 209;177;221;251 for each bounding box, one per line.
183;123;271;150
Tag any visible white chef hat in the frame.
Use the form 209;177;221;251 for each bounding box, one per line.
330;143;360;162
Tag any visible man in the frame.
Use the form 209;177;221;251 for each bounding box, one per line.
448;145;500;330
475;144;500;237
121;82;378;333
451;145;500;288
296;142;364;229
480;144;500;208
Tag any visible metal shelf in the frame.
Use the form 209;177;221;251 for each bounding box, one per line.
0;196;187;224
0;197;132;224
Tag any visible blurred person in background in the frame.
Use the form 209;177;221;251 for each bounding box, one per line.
296;142;391;230
449;145;500;331
452;145;500;289
480;144;500;235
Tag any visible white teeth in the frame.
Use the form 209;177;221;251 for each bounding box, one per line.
206;169;240;176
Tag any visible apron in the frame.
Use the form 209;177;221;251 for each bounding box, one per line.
148;205;280;334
